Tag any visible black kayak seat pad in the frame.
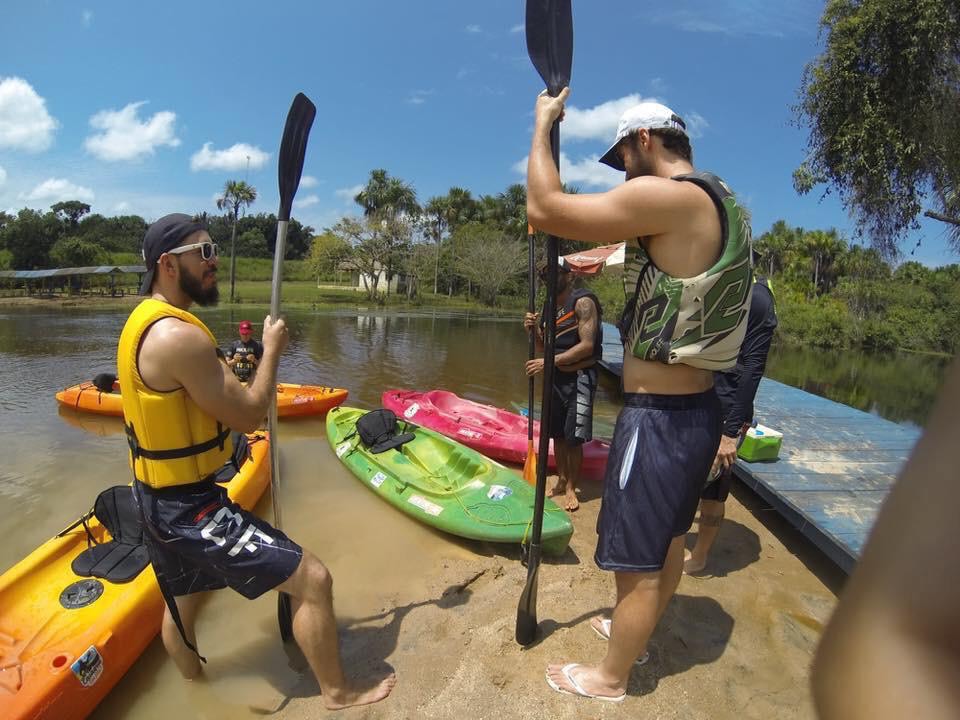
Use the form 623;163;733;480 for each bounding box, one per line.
72;485;149;584
356;408;416;454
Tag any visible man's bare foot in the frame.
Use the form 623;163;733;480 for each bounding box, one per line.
564;487;579;512
322;674;397;711
547;479;566;498
545;662;625;701
683;548;707;575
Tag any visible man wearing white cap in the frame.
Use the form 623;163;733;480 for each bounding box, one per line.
529;90;753;702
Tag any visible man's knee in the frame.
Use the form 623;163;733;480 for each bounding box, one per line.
290;551;333;600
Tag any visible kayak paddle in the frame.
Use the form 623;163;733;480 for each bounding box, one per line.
516;0;573;647
271;92;316;643
522;222;539;486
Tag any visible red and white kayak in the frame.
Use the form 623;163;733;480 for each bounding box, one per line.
381;389;609;479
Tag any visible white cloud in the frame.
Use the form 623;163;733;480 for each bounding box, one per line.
82;9;93;27
294;194;320;209
300;175;319;188
84;102;179;161
562;94;653;143
0;77;59;152
406;89;435;105
335;185;364;202
466;24;481;33
510;24;524;34
113;201;130;213
0;165;6;186
512;152;622;190
684;112;709;139
23;178;95;204
190;142;270;172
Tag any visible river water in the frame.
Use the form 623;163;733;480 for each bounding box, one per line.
0;305;950;718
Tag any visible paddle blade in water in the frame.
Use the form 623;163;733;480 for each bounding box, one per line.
278;592;293;643
515;544;541;645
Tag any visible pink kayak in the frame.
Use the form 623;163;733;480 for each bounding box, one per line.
381;389;609;480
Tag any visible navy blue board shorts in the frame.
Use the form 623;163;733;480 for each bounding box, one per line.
548;366;598;446
134;479;303;598
595;389;721;572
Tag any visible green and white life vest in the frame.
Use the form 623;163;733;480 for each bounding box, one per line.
619;171;753;371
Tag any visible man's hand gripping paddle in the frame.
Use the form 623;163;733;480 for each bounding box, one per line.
271;93;316;642
516;0;573;647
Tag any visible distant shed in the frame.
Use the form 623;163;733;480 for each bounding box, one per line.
0;265;146;296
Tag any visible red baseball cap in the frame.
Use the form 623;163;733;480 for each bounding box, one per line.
239;320;252;332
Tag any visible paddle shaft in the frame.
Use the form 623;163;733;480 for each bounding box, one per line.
267;220;289;531
529;121;561;551
527;225;536;443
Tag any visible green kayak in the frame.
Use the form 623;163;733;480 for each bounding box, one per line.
326;406;573;556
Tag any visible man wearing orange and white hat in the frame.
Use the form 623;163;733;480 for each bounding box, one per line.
225;320;263;382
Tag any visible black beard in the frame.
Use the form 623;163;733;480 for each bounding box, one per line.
179;269;219;306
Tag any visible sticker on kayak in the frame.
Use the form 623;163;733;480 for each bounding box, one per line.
293;395;311;404
370;471;387;488
336;441;351;458
457;428;484;440
403;403;420;419
408;495;443;516
487;485;513;501
72;645;103;687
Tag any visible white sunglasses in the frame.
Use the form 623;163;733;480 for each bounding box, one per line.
166;241;219;262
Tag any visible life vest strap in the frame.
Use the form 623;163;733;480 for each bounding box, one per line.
126;423;230;461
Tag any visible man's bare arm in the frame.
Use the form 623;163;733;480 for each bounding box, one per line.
141;318;284;432
525;88;709;244
556;296;598;370
812;358;960;719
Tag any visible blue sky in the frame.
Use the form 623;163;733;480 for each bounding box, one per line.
0;0;955;267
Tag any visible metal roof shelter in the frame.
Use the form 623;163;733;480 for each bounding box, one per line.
0;265;145;279
0;265;146;296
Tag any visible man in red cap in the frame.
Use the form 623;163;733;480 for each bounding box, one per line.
225;320;263;382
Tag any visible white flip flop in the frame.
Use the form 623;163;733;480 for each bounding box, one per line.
590;618;650;665
545;663;626;703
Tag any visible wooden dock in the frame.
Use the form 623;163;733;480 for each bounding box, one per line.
597;322;922;573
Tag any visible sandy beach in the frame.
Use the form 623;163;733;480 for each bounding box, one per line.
269;478;842;720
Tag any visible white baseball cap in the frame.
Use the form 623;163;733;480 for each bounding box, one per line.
599;102;687;171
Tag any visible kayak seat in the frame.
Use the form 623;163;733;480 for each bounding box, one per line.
357;409;416;454
92;372;118;393
71;485;150;584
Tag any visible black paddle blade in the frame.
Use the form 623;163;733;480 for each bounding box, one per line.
515;545;541;645
279;592;294;643
277;93;317;222
525;0;573;96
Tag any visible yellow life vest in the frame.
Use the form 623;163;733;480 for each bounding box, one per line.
117;299;232;489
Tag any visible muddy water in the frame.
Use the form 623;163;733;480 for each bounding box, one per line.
0;306;623;719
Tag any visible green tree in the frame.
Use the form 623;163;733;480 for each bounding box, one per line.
308;231;352;284
354;169;420;220
452;222;526;305
216;180;257;302
805;229;847;296
795;0;960;256
50;201;92;229
0;209;62;269
422;196;450;294
49;236;108;267
235;228;268;257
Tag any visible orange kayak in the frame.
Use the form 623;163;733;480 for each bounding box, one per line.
0;433;271;720
55;382;348;419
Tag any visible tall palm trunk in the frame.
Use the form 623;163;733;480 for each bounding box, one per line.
229;209;238;303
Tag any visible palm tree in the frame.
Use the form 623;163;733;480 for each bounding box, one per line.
805;228;846;296
216;180;257;303
423;196;450;294
354;169;420;220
